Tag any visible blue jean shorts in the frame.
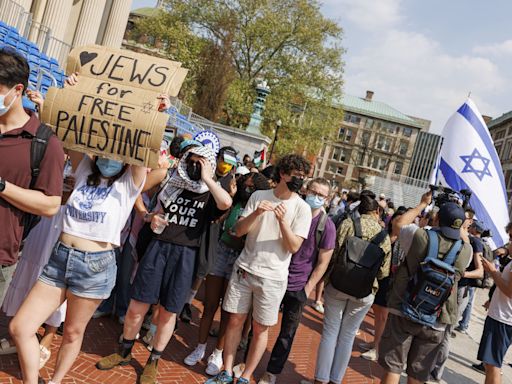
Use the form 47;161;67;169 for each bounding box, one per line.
39;242;117;300
209;240;241;279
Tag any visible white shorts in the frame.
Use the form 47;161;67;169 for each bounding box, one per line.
222;267;287;326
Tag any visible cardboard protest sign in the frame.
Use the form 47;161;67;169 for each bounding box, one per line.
41;45;189;168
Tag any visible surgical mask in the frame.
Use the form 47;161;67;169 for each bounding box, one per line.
286;176;304;193
217;161;233;175
306;194;325;209
186;159;202;181
0;87;17;117
96;158;124;178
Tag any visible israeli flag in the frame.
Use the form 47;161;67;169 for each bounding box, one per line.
435;98;509;248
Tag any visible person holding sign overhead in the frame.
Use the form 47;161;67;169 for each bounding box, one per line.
96;144;232;384
9;73;151;384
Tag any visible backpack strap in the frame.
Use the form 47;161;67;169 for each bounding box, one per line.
443;239;462;265
315;211;328;249
425;229;461;266
425;230;440;263
29;124;54;189
370;229;388;246
353;216;363;238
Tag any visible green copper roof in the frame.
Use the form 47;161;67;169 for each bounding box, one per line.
488;111;512;129
131;7;161;17
333;94;424;128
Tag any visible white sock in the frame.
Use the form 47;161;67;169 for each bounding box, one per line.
187;289;198;304
213;348;223;356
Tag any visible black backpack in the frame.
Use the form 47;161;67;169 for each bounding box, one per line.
0;124;54;241
315;211;328;249
330;217;388;298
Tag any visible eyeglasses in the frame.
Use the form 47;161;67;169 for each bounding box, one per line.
307;189;328;199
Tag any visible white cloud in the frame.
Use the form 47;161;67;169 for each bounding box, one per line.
319;2;510;132
345;30;508;132
473;40;512;56
321;0;403;30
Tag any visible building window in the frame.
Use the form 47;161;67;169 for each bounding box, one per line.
331;147;346;162
394;162;403;175
336;167;344;175
399;141;408;156
345;129;353;142
376;136;392;151
372;156;388;171
403;127;413;137
395;125;401;134
361;131;371;146
338;127;345;140
495;129;506;141
365;119;374;129
344;113;361;125
496;144;502;157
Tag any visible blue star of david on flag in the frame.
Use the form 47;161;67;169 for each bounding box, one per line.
459;148;492;181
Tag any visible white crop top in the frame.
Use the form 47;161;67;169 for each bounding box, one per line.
62;156;144;246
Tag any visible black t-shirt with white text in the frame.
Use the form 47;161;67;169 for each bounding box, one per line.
157;189;223;248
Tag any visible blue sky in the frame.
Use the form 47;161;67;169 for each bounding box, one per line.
132;0;512;133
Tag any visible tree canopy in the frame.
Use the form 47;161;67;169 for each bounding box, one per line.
134;0;345;157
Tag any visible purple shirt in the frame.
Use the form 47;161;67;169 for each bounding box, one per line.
287;213;336;291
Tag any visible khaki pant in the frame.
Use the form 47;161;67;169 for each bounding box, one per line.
0;263;17;309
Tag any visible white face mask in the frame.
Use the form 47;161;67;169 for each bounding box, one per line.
0;87;17;117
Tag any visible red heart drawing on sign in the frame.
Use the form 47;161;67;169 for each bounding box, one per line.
79;51;98;66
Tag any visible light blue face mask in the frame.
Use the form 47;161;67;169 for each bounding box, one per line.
96;158;124;178
0;87;17;117
305;194;325;209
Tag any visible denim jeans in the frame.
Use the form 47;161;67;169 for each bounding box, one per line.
267;289;308;374
97;244;135;317
458;286;475;330
314;284;374;384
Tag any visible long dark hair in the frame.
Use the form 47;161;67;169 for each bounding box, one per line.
234;173;271;205
87;157;128;187
359;195;379;214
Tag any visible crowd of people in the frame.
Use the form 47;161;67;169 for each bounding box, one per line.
1;46;512;384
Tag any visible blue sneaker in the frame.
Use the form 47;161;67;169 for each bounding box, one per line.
205;370;234;384
237;378;250;384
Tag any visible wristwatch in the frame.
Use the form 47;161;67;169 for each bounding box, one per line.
0;177;5;193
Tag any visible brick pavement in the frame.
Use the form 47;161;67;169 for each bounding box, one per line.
0;296;382;384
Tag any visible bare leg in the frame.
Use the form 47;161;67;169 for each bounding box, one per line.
151;306;177;352
123;299;151;340
215;279;230;350
381;371;401;384
373;305;389;353
198;275;225;344
242;309;252;340
485;364;501;384
9;281;66;384
240;320;269;380
222;313;247;374
51;292;102;383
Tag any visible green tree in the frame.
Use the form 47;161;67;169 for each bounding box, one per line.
138;0;345;157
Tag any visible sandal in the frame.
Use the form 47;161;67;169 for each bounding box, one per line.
0;338;17;355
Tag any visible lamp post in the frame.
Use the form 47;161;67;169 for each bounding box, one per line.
246;81;271;135
268;119;282;161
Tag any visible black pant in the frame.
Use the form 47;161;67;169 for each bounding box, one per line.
267;289;307;375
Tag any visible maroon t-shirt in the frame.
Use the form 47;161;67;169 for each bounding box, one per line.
0;112;64;266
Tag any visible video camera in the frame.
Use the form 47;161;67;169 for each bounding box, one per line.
429;185;472;210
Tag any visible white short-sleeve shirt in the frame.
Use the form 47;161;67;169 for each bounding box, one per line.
235;189;312;281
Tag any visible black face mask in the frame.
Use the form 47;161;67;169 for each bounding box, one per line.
186;160;202;181
286;176;304;193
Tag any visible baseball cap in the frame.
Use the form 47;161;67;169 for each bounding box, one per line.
235;165;250;175
379;193;386;200
438;202;466;240
470;219;485;234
